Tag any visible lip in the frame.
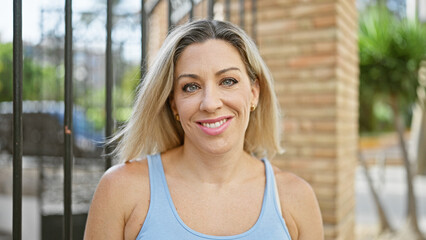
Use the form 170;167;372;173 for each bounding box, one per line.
196;116;233;136
197;115;232;124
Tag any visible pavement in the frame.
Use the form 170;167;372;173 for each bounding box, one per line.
355;165;426;239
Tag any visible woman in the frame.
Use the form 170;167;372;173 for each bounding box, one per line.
84;20;323;240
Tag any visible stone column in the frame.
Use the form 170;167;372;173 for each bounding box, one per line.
417;61;426;175
147;0;169;66
256;1;359;239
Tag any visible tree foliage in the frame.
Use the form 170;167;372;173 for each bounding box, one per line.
0;42;59;102
359;6;426;238
359;6;426;132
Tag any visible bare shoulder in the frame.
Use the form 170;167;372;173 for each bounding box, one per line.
96;159;150;205
272;166;314;201
272;166;324;240
84;159;150;240
102;159;150;188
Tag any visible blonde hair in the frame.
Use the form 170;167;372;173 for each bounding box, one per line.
111;20;283;162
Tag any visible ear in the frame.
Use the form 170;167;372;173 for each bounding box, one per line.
251;79;260;106
169;94;178;115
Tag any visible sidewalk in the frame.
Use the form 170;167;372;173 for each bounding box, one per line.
356;165;426;239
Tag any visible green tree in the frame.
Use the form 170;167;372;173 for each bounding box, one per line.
0;42;59;102
359;5;426;239
0;43;13;101
78;63;140;131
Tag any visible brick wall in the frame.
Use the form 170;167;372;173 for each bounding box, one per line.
147;0;169;66
147;0;359;239
418;61;426;175
255;1;359;239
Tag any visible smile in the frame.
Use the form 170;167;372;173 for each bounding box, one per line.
201;119;228;128
197;117;233;136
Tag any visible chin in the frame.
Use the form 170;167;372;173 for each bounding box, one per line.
199;138;242;156
202;145;233;155
184;136;231;155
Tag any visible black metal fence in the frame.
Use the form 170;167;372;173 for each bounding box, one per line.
13;0;23;239
11;0;256;239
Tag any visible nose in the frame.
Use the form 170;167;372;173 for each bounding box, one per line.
199;84;222;113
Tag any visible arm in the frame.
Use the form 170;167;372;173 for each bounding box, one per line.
84;165;129;240
275;171;324;240
290;178;323;240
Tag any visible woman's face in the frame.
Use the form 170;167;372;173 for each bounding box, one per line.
171;39;259;155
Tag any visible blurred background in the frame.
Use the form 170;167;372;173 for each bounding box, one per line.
0;0;426;239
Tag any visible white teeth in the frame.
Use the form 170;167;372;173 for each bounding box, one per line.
202;119;227;128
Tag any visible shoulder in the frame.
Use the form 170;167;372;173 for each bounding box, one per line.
95;159;150;202
272;166;324;240
102;159;150;187
84;159;150;239
97;159;150;214
272;166;315;202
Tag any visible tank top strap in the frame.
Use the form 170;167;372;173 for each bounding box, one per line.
262;158;281;212
140;154;176;236
261;158;291;237
146;153;172;207
262;158;275;200
146;153;164;200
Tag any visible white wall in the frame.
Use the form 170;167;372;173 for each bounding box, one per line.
407;0;426;21
420;0;426;21
0;195;40;240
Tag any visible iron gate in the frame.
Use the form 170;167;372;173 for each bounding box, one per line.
11;0;257;239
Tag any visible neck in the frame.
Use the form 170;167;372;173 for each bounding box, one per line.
172;141;253;185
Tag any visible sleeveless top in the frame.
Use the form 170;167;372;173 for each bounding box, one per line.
136;154;292;240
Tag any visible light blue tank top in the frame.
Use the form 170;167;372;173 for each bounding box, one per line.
136;154;292;240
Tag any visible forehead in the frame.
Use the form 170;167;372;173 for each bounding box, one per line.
175;39;245;73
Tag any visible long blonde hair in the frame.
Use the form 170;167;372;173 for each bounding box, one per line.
110;20;283;162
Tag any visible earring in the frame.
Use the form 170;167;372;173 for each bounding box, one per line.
250;104;256;112
175;114;180;121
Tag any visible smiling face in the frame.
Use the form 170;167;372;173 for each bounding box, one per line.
170;39;259;155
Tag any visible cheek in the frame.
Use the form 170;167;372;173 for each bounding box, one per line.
172;87;188;113
175;96;199;119
223;90;252;113
231;85;253;104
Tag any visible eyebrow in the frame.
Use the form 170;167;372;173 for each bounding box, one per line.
176;67;241;81
216;67;241;76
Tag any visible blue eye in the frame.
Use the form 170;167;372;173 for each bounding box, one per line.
221;78;238;86
183;83;200;93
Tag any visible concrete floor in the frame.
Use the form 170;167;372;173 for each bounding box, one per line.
355;165;426;238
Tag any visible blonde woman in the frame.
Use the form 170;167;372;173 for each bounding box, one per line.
84;20;323;240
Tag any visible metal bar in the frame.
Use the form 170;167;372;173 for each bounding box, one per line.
12;0;23;238
106;0;113;170
251;0;256;42
189;0;194;21
141;0;147;79
208;0;214;19
225;0;230;21
239;0;245;29
168;0;173;30
64;0;73;239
